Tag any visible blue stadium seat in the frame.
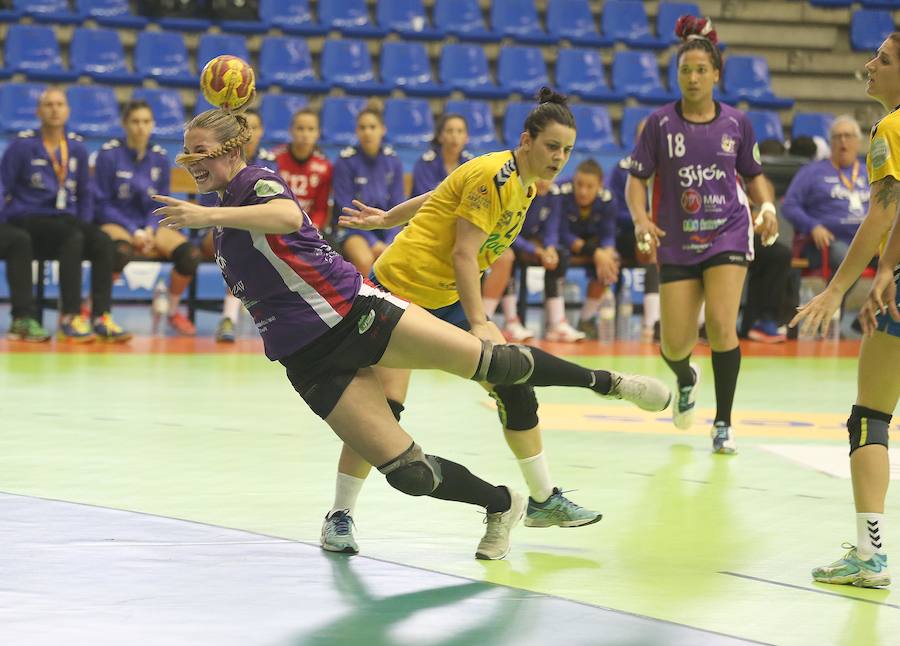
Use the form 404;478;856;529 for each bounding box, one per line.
259;36;329;93
809;0;852;6
746;110;784;144
75;0;147;28
621;106;655;152
13;0;82;24
656;2;700;45
611;51;675;103
380;42;448;97
197;33;257;85
4;24;77;82
259;0;326;35
0;83;46;133
439;44;507;99
67;86;123;139
445;99;499;148
378;0;443;40
320;0;388;38
491;0;556;44
723;55;794;109
434;0;501;42
259;93;309;145
571;104;619;153
503;102;533;146
321;96;368;146
602;0;667;49
321;39;391;95
498;46;549;95
0;4;22;21
134;31;193;87
555;48;624;102
384;98;435;147
158;7;212;33
546;0;611;47
792;112;834;141
71;27;141;84
131;88;187;140
860;1;900;8
850;10;895;52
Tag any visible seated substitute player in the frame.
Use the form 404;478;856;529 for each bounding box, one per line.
276;107;333;232
410;113;473;197
153;106;670;560
322;88;672;555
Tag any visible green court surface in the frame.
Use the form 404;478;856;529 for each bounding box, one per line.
1;351;898;645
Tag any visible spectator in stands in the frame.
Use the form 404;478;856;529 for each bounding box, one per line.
276;107;333;232
242;109;277;170
0;87;130;342
557;159;619;338
94;99;201;336
609;119;660;341
783;115;870;277
410;113;472;197
331;101;405;275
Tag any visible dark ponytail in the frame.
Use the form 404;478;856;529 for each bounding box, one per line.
523;87;576;139
675;15;722;71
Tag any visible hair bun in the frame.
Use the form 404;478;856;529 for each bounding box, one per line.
674;15;718;45
536;86;568;106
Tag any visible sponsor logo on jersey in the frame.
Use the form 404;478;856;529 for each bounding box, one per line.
721;134;735;154
254;179;285;197
358;309;375;334
681;189;702;214
871;136;890;169
678;164;727;188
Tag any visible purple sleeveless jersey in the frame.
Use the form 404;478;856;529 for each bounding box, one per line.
629;102;762;265
213;166;362;360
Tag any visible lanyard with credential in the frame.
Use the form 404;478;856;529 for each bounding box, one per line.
43;136;69;210
833;159;859;191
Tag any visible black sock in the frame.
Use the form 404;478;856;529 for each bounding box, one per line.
662;351;695;388
526;347;612;394
428;457;511;513
712;347;741;426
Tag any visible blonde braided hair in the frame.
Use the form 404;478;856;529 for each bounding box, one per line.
175;108;252;166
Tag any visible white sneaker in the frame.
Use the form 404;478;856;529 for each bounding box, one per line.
476;488;526;560
503;320;534;342
320;509;359;554
673;363;700;430
544;321;587;342
603;371;672;412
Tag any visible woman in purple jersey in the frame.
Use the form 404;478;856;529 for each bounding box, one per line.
625;17;779;454
151;107;671;561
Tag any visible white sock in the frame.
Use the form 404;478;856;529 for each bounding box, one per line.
222;293;242;323
330;473;366;516
697;302;706;327
581;297;601;320
857;513;886;559
516;452;554;503
643;292;660;329
483;296;500;318
545;296;565;327
168;291;182;314
501;294;518;323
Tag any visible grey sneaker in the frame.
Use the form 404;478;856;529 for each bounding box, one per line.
476;489;526;560
711;421;737;455
602;370;672;412
673;363;700;430
320;509;359;554
524;487;602;528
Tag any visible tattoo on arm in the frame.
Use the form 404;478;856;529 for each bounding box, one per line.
873;176;900;211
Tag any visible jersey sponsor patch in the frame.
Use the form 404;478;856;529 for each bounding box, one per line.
870;136;890;169
752;142;761;165
357;309;375;334
254;179;285;197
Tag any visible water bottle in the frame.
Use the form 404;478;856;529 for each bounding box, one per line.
616;285;633;340
597;290;616;343
151;279;169;334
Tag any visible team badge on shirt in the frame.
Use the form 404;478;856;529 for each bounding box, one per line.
871;136;890;169
720;134;735;154
254;179;285;197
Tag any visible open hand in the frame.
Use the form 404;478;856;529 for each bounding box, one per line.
153;195;211;229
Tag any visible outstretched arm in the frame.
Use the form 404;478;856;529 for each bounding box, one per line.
338;192;433;230
153;195;302;234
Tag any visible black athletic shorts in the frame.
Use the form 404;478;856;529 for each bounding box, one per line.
279;288;408;419
659;251;750;284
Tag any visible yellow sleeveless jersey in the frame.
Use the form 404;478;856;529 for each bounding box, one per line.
374;150;536;309
867;108;900;260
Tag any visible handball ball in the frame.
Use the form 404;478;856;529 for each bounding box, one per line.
199;55;255;111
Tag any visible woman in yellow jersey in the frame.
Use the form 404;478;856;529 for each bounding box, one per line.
318;89;672;555
791;35;900;588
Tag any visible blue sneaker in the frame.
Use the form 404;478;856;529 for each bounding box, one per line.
748;319;786;344
524;488;603;528
812;544;890;588
673;363;700;430
93;313;132;343
320;509;358;554
711;421;737;454
58;314;95;343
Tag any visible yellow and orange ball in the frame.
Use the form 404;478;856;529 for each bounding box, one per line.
199;55;255;111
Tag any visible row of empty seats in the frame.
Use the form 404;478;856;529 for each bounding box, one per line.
0;25;792;109
849;9;899;51
0;81;831;154
0;0;703;49
810;0;900;7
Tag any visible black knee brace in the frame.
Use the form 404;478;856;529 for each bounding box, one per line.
113;240;133;273
847;405;891;455
472;340;535;384
378;442;443;496
387;399;404;421
643;263;660;293
171;242;201;276
489;384;539;431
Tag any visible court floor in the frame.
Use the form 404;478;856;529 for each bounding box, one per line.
1;332;898;645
